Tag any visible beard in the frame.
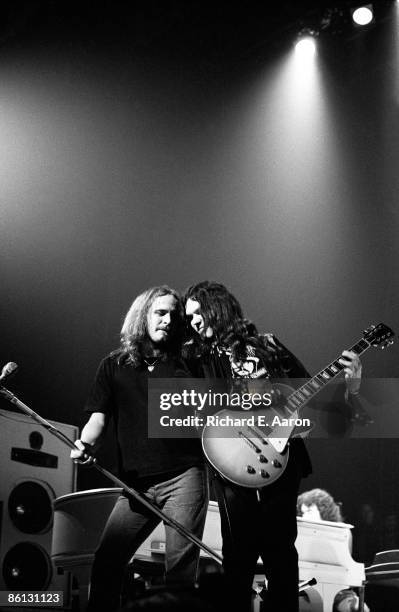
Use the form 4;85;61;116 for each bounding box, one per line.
142;335;174;357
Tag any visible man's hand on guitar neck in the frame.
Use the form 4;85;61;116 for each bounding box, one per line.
339;350;362;395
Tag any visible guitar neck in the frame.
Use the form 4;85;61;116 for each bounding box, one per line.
285;337;370;415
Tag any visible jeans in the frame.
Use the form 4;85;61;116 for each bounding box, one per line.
213;457;301;612
87;466;208;612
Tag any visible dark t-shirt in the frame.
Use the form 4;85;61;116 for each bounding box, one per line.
85;352;203;482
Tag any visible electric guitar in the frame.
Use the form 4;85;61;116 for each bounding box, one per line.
201;323;395;488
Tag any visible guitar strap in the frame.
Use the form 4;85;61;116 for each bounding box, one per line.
261;333;311;381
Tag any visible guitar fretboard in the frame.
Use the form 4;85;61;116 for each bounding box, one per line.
285;338;370;415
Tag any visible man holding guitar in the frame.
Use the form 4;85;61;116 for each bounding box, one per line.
184;281;362;612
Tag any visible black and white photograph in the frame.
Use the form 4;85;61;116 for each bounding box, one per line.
0;2;398;611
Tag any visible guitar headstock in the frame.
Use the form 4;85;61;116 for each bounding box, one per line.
363;323;395;349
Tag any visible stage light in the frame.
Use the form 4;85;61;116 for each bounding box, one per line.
351;5;374;26
295;30;317;59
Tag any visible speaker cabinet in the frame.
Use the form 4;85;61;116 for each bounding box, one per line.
0;408;78;607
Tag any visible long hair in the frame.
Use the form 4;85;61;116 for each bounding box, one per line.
297;488;344;523
120;285;183;367
183;281;268;362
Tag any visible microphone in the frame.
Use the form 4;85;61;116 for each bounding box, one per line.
0;362;18;383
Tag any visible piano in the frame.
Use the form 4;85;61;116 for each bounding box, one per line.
296;516;364;611
51;488;365;611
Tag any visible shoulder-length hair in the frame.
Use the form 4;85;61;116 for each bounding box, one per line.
183;281;268;362
120;285;183;367
297;488;344;522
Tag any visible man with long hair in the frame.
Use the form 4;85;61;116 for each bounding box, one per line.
71;286;208;612
297;488;344;523
184;281;362;612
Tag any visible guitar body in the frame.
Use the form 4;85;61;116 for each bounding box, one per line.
202;382;301;488
202;323;394;488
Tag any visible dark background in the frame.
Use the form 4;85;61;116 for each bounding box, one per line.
0;0;398;550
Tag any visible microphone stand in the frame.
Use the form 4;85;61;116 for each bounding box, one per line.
0;384;223;566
